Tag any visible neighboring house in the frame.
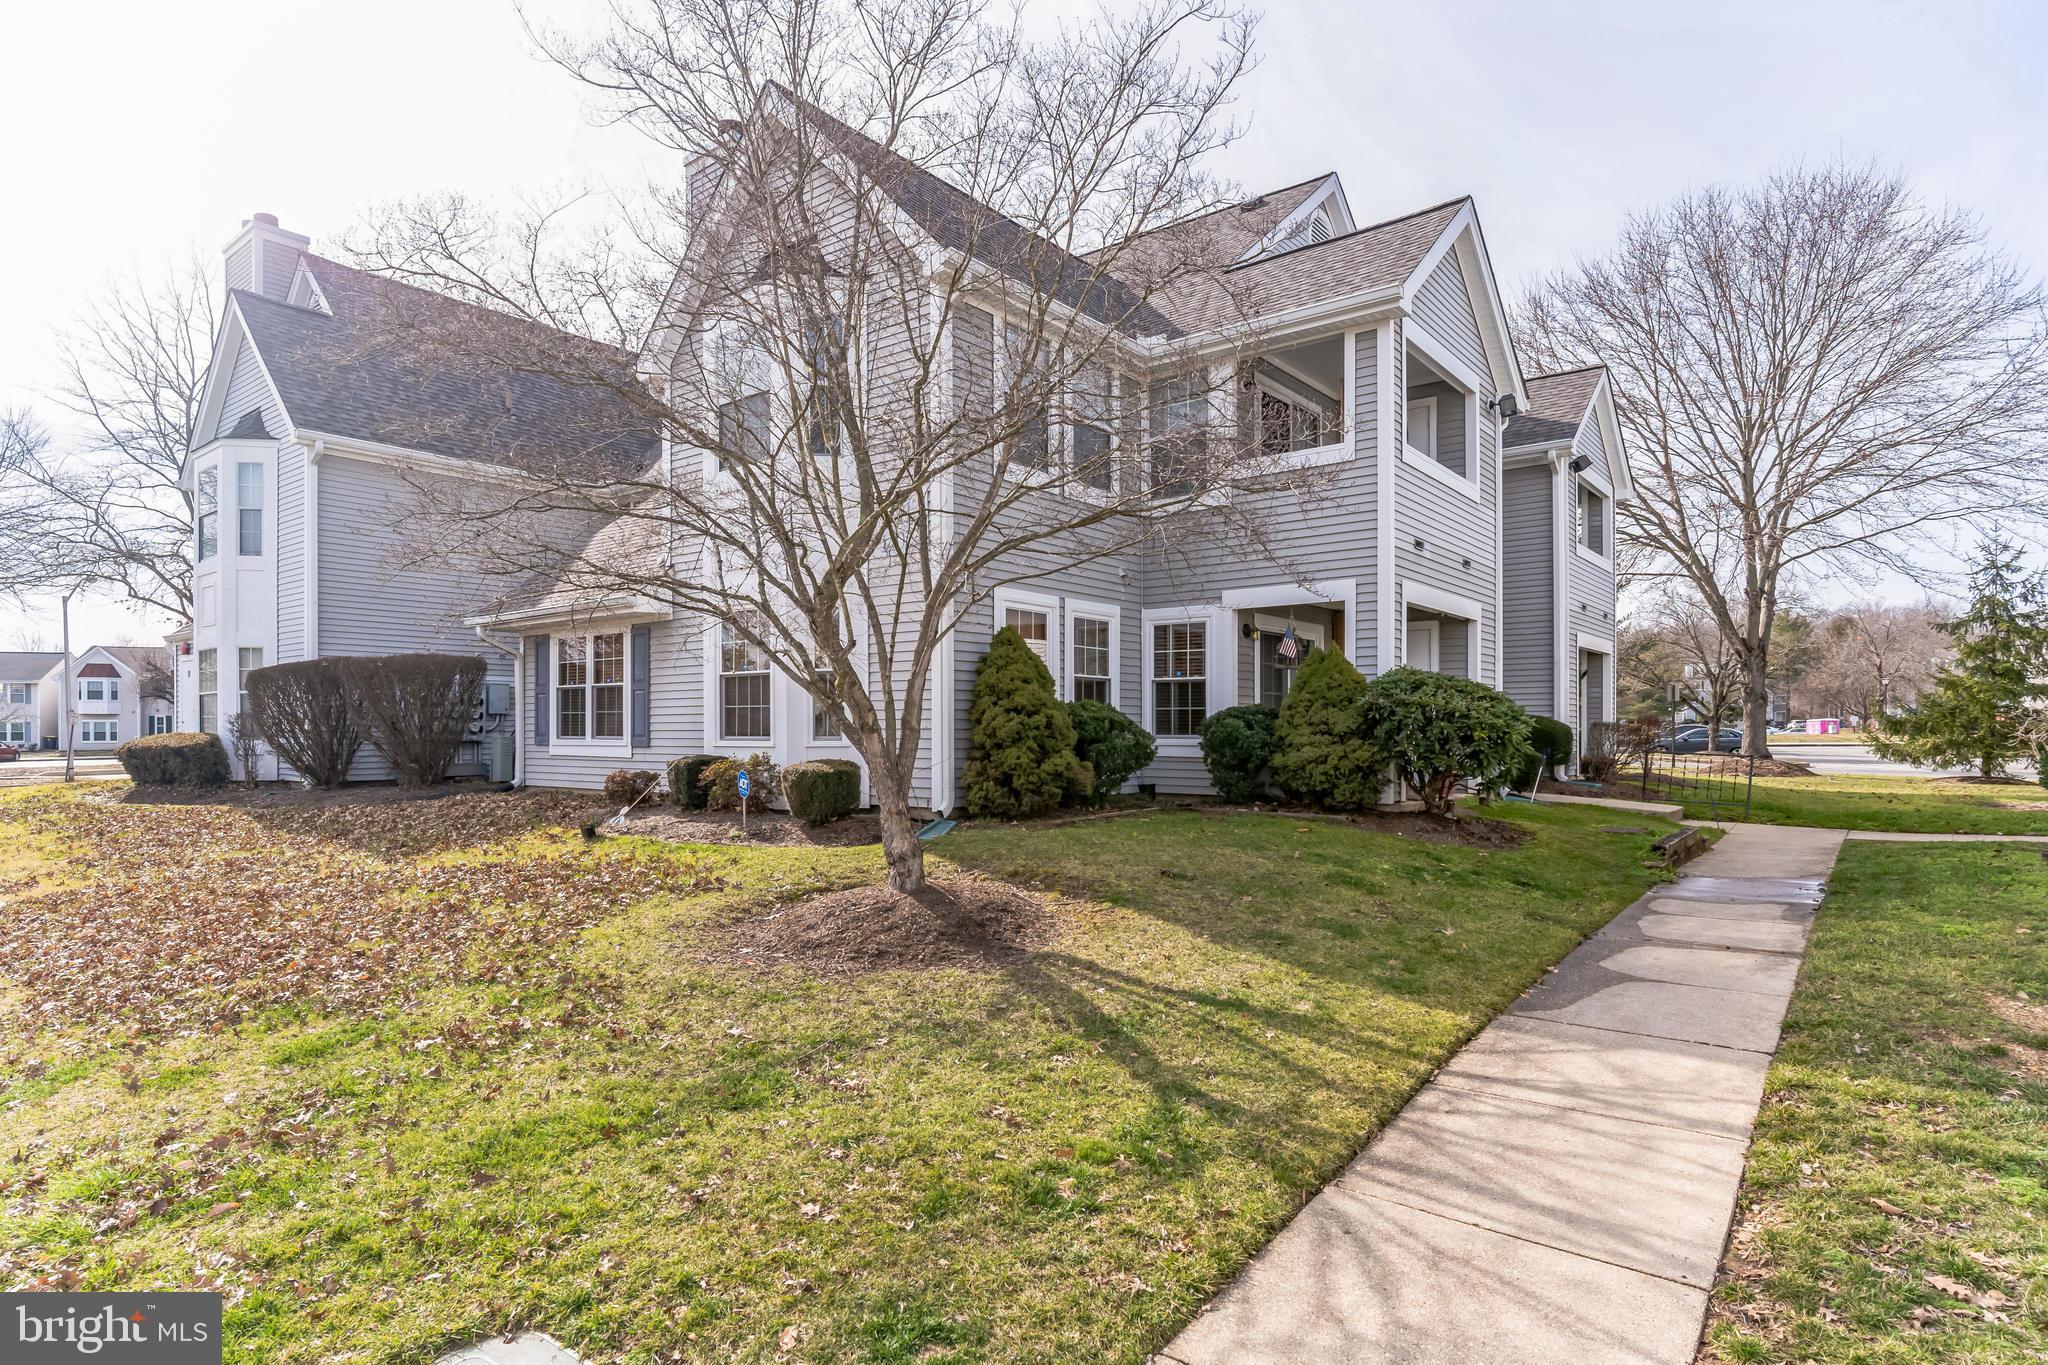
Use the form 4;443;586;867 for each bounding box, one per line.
1501;368;1630;754
180;113;1623;798
0;652;65;750
66;646;177;750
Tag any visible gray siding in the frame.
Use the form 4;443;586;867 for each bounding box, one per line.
1565;410;1619;739
1412;252;1488;380
524;615;705;790
225;242;254;294
214;336;282;441
1500;462;1555;717
315;455;514;778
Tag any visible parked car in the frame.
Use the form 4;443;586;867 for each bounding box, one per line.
1654;726;1744;754
0;744;19;762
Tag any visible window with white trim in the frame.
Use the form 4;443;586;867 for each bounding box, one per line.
82;678;106;701
4;683;28;705
812;670;842;740
145;714;172;736
554;630;627;743
1;720;28;744
196;466;218;561
1069;364;1116;494
719;625;772;740
716;391;771;472
197;649;218;735
1578;481;1608;555
1003;606;1051;668
1071;616;1112;704
80;720;119;744
237;461;264;555
1256;377;1327;456
1405;397;1437;462
803;318;845;459
238;647;263;714
1149;374;1207;497
1151;621;1208;736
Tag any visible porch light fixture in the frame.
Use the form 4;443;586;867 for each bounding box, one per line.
1491;394;1521;419
1568;453;1592;473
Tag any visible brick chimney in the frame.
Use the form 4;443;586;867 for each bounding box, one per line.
222;212;311;301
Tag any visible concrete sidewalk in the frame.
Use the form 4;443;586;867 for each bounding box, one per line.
1158;823;1846;1365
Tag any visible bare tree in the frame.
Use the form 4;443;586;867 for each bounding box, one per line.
1621;595;1745;745
1521;162;2048;756
1795;600;1948;724
349;0;1313;891
0;259;216;620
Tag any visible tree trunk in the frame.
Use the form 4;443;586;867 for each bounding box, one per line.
1742;643;1774;758
867;755;927;893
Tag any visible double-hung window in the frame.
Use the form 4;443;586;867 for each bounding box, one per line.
719;626;772;740
238;647;263;715
82;679;105;702
1003;606;1052;669
1070;616;1112;704
1;720;27;744
1149;375;1207;497
1257;379;1326;457
197;648;218;735
812;670;842;740
555;631;626;743
237;462;263;555
1004;324;1052;473
1578;481;1608;556
81;720;118;744
4;683;28;705
196;467;218;561
716;392;771;473
1151;621;1208;737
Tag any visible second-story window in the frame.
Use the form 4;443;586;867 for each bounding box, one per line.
1579;481;1609;555
717;392;771;473
719;625;772;740
1149;375;1208;498
196;467;218;560
237;462;263;555
1070;365;1115;494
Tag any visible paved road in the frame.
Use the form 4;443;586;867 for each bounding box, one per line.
1767;740;2039;782
1161;824;1845;1364
0;756;127;786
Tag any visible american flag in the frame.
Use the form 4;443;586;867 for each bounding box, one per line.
1277;624;1300;662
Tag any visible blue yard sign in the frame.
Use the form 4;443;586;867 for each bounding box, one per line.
736;768;752;800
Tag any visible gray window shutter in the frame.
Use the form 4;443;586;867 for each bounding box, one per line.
630;624;653;748
531;636;549;746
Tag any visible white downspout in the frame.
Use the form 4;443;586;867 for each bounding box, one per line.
472;624;524;787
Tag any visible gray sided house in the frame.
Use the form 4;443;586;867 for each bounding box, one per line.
0;653;66;750
1501;367;1630;752
182;118;1623;798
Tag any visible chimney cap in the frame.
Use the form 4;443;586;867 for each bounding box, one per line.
252;212;280;227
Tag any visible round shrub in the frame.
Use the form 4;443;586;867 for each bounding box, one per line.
1199;704;1279;803
702;752;780;811
337;653;486;785
961;627;1089;818
784;758;863;825
116;732;231;789
1509;715;1576;792
604;769;660;805
1359;668;1533;816
245;659;362;788
1067;700;1156;803
666;754;722;809
1270;647;1384;810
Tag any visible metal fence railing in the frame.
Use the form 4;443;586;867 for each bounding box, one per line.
1627;747;1755;821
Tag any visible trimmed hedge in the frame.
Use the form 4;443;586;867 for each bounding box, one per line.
604;769;660;805
961;627;1090;818
1067;700;1155;804
666;754;722;809
1360;668;1532;815
1200;704;1279;803
338;653;485;786
1509;715;1575;792
116;732;231;789
703;752;780;811
1270;648;1383;810
245;659;363;788
784;758;862;825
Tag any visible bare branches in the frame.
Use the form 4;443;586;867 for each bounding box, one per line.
1523;160;2048;754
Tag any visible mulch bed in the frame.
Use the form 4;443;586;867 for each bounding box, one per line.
620;807;882;847
716;872;1056;975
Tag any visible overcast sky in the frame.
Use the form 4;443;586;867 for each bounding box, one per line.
4;0;2043;648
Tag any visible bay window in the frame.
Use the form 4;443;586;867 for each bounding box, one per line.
196;467;218;561
197;648;218;735
237;461;264;555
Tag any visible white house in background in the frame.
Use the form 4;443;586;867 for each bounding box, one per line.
67;646;176;751
178;105;1624;799
0;652;65;750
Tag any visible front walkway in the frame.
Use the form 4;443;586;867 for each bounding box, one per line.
1158;823;1846;1365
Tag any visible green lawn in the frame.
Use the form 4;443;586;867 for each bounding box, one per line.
0;785;1674;1363
1702;841;2048;1363
1678;773;2048;834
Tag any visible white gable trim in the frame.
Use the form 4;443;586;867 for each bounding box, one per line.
187;299;293;483
1586;370;1634;503
1398;201;1526;408
1235;174;1352;264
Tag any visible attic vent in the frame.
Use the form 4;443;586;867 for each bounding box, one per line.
1305;209;1331;243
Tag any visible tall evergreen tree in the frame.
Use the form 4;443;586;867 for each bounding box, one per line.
1872;537;2048;778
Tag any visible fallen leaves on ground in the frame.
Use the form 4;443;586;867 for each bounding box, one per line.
0;790;718;1038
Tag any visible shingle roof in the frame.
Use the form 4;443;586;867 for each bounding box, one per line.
1084;176;1326;273
233;258;661;477
789;93;1180;337
92;645;171;679
0;651;64;681
1504;366;1604;448
223;408;275;440
1143;198;1468;335
477;502;669;622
